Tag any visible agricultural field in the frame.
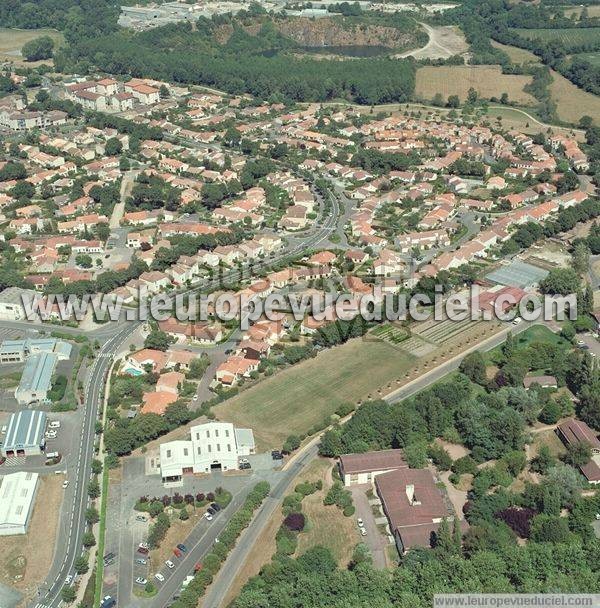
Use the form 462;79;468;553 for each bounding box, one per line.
563;5;600;18
370;323;409;344
511;27;600;50
415;65;537;105
548;69;600;124
213;337;417;450
0;28;63;64
491;40;539;64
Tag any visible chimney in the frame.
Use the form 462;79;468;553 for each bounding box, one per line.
406;483;421;506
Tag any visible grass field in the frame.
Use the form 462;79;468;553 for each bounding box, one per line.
0;27;64;64
548;69;600;124
415;65;537;105
571;51;600;66
295;458;359;565
511;27;600;49
491;40;539;64
563;6;600;19
213;337;416;450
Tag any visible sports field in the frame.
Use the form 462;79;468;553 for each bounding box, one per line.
0;28;63;64
213;337;416;450
415;65;537;105
512;27;600;50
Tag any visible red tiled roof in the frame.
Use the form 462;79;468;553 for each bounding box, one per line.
340;449;407;475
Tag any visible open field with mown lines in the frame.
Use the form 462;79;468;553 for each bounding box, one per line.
511;27;600;49
415;65;537;105
0;28;63;64
214;337;417;450
571;51;600;66
563;6;600;19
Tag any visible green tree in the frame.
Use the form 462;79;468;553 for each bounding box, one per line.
105;137;123;156
564;442;592;467
22;36;54;61
75;254;93;268
74;555;89;574
83;531;96;547
540;268;580;295
459;352;487;385
60;586;76;603
144;329;172;352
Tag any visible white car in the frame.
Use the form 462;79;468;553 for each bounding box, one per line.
512;317;522;325
165;560;175;569
154;573;165;583
65;574;73;585
45;430;57;439
62;480;69;489
360;528;367;536
135;577;147;586
357;518;364;527
49;421;61;429
577;340;586;347
204;512;213;521
192;395;198;402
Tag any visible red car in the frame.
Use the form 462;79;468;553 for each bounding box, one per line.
173;547;182;558
194;562;203;572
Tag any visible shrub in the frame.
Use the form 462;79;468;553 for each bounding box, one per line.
495;507;536;538
343;505;356;517
283;512;306;531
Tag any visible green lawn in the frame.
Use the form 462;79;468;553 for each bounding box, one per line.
214;337;416;450
571;52;600;67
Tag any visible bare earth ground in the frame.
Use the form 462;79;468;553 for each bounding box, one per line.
396;24;469;60
549;69;600;125
0;28;63;66
0;475;63;607
415;65;537;106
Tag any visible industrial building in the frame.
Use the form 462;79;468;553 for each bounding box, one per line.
1;410;47;457
15;351;59;405
0;338;72;364
159;422;255;482
0;471;39;535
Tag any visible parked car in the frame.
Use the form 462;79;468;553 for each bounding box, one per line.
239;462;251;470
137;544;149;555
62;480;69;489
360;528;367;536
207;507;216;515
271;450;283;460
512;317;522;325
136;514;148;522
100;596;116;608
210;503;221;512
135;577;147;586
239;458;249;464
165;560;175;569
103;552;116;566
177;543;187;553
194;562;203;572
173;548;182;558
155;573;165;582
135;558;147;565
204;512;213;521
45;430;57;439
48;421;61;429
357;518;364;527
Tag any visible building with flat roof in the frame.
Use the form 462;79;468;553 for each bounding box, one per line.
0;338;72;364
339;449;408;486
1;410;46;457
0;471;39;535
375;467;454;554
159;422;255;481
15;351;58;405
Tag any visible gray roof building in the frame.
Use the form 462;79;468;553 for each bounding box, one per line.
15;352;58;405
1;410;47;456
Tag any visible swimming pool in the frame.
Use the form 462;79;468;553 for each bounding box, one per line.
123;367;143;377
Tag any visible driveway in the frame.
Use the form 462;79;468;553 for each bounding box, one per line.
349;484;390;568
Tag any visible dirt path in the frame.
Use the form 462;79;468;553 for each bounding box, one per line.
110;169;138;229
395;23;468;60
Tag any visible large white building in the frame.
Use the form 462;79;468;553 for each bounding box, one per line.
159;422;255;482
0;471;39;535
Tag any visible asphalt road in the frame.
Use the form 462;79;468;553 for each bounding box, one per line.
32;323;140;608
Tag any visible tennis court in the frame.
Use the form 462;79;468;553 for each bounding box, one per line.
485;259;548;289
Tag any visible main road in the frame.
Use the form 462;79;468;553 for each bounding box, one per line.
26;174;341;608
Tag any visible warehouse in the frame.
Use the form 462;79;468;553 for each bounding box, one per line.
15;351;58;405
1;410;47;457
159;422;255;482
0;338;72;364
0;286;37;320
0;471;39;535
